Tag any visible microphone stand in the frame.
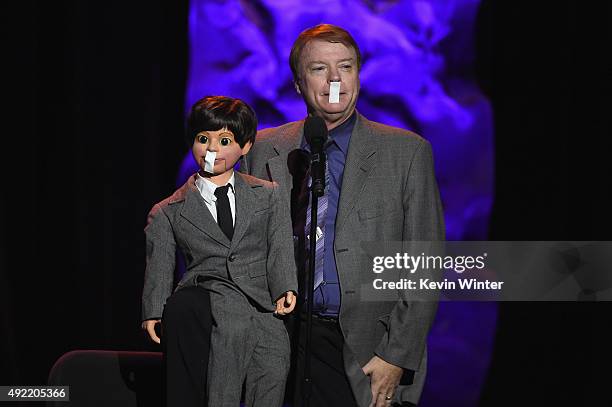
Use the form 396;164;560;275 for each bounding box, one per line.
304;149;326;407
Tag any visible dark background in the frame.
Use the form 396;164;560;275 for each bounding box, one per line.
2;1;611;405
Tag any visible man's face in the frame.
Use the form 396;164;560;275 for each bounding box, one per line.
296;39;360;129
191;128;252;176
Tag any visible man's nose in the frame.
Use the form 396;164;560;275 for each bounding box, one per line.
328;67;341;83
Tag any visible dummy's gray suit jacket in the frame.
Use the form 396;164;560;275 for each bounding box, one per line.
141;172;297;321
241;112;445;406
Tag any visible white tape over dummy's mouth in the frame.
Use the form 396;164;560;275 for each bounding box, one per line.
204;151;217;173
329;82;341;103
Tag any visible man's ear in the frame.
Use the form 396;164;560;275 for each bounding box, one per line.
241;140;253;156
294;80;301;95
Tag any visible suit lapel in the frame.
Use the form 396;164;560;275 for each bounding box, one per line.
230;173;256;250
267;154;291;198
180;178;231;248
266;122;304;199
336;114;378;233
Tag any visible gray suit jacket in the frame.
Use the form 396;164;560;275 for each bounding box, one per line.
141;172;298;321
242;112;445;406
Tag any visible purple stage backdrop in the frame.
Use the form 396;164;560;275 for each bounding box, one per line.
180;1;495;406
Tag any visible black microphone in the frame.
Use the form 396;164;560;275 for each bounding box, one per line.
304;116;328;197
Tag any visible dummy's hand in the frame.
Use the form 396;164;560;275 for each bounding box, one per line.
274;291;296;315
141;319;162;344
362;356;403;407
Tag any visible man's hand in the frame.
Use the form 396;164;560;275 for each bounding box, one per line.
363;355;403;407
141;319;162;344
274;291;296;315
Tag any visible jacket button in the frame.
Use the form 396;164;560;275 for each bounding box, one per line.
228;254;236;262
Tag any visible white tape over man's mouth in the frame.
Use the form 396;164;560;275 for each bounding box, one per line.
204;150;217;173
329;82;340;104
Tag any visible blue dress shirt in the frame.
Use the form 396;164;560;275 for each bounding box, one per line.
301;112;356;317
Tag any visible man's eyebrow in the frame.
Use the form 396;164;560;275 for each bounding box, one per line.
307;58;355;65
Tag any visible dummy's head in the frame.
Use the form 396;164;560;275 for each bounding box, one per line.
186;96;256;176
289;24;362;129
185;96;257;148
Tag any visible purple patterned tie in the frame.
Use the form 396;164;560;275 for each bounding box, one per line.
304;162;328;290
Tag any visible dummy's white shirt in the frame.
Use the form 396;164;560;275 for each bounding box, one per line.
195;172;236;226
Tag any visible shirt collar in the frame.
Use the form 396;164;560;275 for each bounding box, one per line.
300;111;356;155
329;111;356;154
195;172;235;204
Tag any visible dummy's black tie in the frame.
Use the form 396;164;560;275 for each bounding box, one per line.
214;185;233;240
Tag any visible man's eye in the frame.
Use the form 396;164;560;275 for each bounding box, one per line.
340;64;352;70
197;135;208;144
312;66;325;71
220;137;232;146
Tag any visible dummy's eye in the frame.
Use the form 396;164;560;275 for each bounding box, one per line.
220;137;232;146
311;65;325;72
340;63;352;70
197;134;208;144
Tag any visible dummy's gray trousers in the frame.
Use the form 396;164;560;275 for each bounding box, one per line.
206;281;291;407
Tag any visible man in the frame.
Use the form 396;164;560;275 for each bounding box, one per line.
242;24;445;407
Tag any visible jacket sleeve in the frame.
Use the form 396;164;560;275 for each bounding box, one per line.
374;139;445;372
141;203;176;321
266;183;298;302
